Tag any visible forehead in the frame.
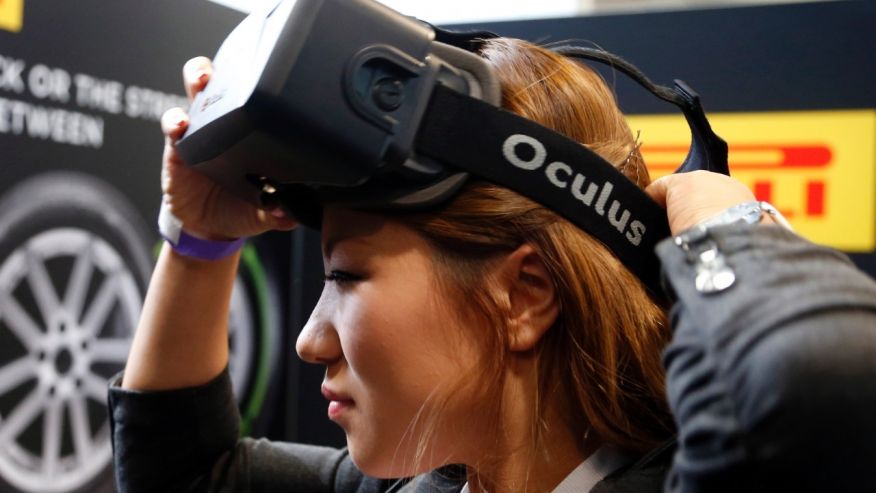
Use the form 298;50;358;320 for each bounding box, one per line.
321;207;422;260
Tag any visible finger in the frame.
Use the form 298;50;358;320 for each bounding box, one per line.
644;175;672;208
268;206;287;219
161;108;193;191
161;107;190;143
182;56;213;101
272;216;299;232
257;207;299;232
266;207;299;231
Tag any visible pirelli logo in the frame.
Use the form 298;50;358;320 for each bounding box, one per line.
628;110;876;252
0;0;23;32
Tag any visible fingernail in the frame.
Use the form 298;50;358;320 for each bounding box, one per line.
196;70;209;83
270;207;286;218
163;107;188;129
171;107;188;122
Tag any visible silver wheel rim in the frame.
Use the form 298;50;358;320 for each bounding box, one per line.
228;276;255;404
0;228;141;492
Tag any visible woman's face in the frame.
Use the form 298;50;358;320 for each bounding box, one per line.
295;207;488;478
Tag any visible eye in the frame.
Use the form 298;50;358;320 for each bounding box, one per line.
323;270;361;285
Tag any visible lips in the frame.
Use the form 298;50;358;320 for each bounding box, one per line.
322;385;355;421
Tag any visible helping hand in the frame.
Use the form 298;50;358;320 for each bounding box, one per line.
645;170;757;236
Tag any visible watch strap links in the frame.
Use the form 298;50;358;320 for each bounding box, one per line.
673;201;790;294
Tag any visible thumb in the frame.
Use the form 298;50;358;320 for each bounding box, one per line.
257;207;298;232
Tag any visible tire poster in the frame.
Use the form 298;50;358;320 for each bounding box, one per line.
0;3;288;492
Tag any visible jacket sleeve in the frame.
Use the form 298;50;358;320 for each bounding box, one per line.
657;224;876;493
108;369;392;493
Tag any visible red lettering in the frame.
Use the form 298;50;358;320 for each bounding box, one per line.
807;181;826;216
749;180;794;218
730;144;832;169
753;181;772;202
643;144;832;171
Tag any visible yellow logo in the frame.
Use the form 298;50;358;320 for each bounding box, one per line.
0;0;23;32
628;110;876;252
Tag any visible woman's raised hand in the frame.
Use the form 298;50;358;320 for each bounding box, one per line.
645;170;757;236
159;56;297;240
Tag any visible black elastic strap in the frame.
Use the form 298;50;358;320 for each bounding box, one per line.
416;85;670;296
430;23;499;52
550;45;729;176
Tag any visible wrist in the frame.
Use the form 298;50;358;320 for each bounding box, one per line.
672;201;792;294
694;200;793;232
159;199;246;261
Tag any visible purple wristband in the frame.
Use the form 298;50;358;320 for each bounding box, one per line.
158;199;246;261
163;230;246;261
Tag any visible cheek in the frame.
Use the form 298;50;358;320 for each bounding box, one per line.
338;278;467;405
338;285;428;384
333;268;492;473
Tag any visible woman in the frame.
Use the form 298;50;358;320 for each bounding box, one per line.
110;38;876;492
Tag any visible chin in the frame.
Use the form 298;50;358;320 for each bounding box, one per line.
347;438;426;479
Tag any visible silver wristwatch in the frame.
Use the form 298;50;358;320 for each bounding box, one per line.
673;201;792;294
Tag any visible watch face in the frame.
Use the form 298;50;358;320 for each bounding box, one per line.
737;203;765;225
709;201;764;228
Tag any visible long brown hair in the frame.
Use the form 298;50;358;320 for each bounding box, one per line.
397;37;674;462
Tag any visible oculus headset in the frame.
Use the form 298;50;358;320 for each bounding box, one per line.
177;0;729;298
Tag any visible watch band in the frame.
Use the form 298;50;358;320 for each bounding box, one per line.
673;201;790;294
158;199;246;261
698;200;793;232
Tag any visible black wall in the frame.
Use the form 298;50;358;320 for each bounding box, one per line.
453;1;875;113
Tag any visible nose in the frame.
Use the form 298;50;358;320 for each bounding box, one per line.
296;289;343;365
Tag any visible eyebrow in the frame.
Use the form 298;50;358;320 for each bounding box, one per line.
322;235;345;260
321;209;384;259
323;234;370;260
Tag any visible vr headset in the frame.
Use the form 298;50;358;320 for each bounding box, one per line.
177;0;729;298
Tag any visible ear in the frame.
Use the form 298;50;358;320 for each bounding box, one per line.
498;244;559;352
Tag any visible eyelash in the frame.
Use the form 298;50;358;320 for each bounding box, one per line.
323;270;361;284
